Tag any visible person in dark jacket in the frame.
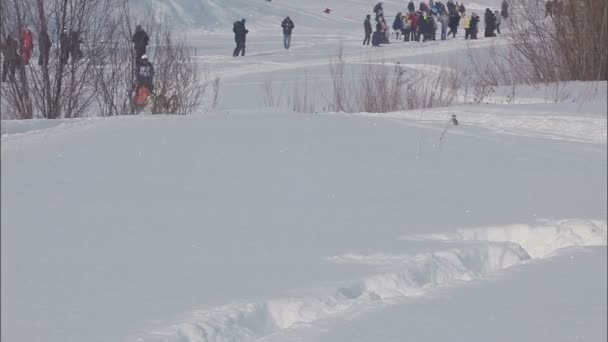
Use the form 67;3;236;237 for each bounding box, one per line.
470;13;480;39
363;15;373;45
70;30;83;62
419;2;430;14
38;29;51;66
408;0;416;13
484;8;496;37
281;17;294;49
392;13;404;40
233;19;249;57
373;2;384;20
419;14;429;41
60;29;71;65
132;25;149;62
1;34;20;82
372;21;383;46
447;11;460;37
136;54;154;90
447;0;456;14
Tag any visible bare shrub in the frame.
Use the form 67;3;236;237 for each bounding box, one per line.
506;0;607;82
327;45;351;112
262;75;280;107
353;61;460;112
0;0;219;119
287;72;317;113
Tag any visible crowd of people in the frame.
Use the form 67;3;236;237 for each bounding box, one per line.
365;1;506;46
1;26;87;82
2;0;512;86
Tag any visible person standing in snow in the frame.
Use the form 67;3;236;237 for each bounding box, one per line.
393;13;404;40
70;30;83;62
501;0;509;19
484;8;496;37
233;19;249;57
470;12;480;39
373;2;384;20
363;14;373;45
410;11;420;41
494;10;502;34
408;0;416;13
440;11;449;40
59;29;71;65
281;16;294;49
132;25;149;63
22;26;33;65
38;29;51;67
462;12;471;39
430;13;438;40
402;13;411;42
372;21;383;46
1;34;20;82
136;54;155;91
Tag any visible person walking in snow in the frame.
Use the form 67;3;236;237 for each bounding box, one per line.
447;0;456;14
233;19;249;57
447;11;460;37
363;14;373;45
21;26;33;65
132;25;149;63
281;16;295;49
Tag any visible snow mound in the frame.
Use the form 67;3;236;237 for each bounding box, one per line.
141;219;605;342
403;219;608;258
143;244;530;341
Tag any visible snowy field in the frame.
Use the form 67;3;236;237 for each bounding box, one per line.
2;1;607;342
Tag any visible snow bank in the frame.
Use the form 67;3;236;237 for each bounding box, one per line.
404;219;608;258
143;219;605;342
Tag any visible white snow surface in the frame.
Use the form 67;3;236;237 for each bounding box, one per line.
2;1;607;342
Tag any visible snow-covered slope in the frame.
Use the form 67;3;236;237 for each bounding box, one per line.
2;109;606;342
2;1;607;342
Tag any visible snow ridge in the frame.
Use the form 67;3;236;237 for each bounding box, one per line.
403;219;608;258
141;219;606;342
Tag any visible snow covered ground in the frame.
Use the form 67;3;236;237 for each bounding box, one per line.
2;1;607;342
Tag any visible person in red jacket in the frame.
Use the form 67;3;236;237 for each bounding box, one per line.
22;26;33;65
410;12;419;41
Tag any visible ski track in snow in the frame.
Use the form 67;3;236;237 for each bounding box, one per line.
140;219;607;342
